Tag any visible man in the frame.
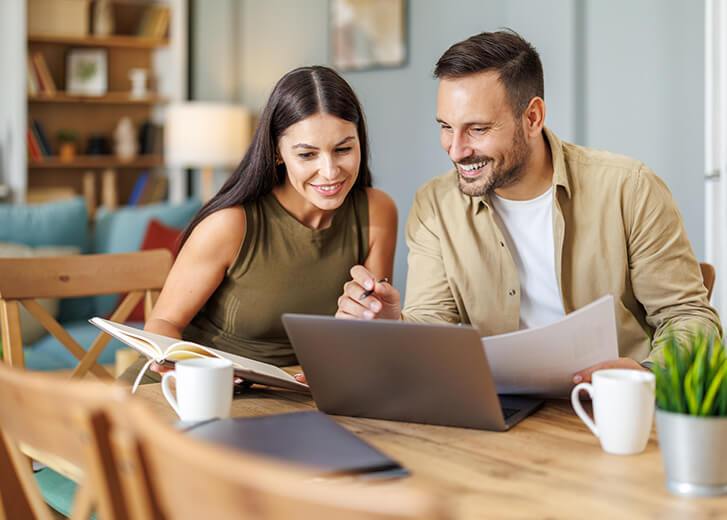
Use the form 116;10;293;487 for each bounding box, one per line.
335;30;721;383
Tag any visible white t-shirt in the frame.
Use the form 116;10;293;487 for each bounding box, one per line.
491;187;565;329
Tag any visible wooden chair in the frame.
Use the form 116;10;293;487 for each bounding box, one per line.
700;262;716;301
112;403;450;520
0;363;131;519
0;250;172;379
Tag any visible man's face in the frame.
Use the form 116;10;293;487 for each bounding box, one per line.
436;71;530;197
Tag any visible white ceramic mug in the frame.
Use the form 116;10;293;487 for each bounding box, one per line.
571;368;655;455
161;358;233;421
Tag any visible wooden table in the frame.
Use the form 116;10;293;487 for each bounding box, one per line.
134;383;727;519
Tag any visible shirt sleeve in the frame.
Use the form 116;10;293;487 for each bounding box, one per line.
624;164;722;364
401;187;461;324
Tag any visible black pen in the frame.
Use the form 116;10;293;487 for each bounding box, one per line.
359;277;389;301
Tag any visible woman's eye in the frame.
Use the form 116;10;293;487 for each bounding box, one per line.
298;152;315;159
335;147;353;154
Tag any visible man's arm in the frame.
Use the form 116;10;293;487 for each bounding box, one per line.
401;188;461;324
625;165;722;364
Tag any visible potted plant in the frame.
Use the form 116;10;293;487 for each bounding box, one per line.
57;129;80;162
653;331;727;496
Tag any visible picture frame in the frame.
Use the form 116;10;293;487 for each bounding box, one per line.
330;0;407;72
66;48;108;96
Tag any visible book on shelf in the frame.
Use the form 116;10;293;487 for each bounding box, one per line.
26;56;39;95
89;317;310;394
139;174;168;205
127;171;150;206
30;120;52;156
31;52;56;95
137;5;170;39
26;129;42;161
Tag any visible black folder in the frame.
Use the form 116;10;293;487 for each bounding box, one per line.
183;411;408;479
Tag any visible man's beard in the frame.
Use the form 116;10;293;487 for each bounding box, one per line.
457;125;530;197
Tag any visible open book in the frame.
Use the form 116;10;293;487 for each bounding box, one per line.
90;317;309;394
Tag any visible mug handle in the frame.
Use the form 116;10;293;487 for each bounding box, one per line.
571;382;599;437
161;371;181;418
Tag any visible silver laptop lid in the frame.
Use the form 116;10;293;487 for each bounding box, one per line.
282;314;508;431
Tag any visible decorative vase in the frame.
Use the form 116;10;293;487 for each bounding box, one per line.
656;409;727;496
93;0;114;36
114;117;137;161
59;142;76;163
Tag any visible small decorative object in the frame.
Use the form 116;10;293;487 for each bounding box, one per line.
330;0;407;71
56;129;80;163
129;68;148;98
92;0;114;36
653;331;727;496
114;117;138;161
66;49;107;96
85;134;111;155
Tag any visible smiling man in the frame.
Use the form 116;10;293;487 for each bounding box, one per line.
336;30;721;380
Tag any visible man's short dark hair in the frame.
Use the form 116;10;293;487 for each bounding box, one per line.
434;30;544;117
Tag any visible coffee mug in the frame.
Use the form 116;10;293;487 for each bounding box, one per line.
161;358;233;421
571;368;655;455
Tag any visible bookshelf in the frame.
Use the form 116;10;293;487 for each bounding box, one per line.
23;0;187;209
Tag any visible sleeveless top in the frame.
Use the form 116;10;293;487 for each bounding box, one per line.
183;189;369;366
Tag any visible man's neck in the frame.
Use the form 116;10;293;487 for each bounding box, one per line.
494;133;553;201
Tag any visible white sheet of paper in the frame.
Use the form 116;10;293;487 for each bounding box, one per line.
482;294;619;397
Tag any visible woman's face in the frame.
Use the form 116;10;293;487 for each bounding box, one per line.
277;112;360;212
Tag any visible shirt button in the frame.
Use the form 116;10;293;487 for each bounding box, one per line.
499;241;505;247
508;289;516;296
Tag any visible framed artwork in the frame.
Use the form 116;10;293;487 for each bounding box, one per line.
330;0;407;71
66;49;108;96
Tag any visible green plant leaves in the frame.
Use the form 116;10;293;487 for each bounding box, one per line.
653;329;727;416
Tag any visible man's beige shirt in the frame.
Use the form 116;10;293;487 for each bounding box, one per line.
402;128;721;363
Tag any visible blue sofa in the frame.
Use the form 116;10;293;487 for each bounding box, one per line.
0;197;200;371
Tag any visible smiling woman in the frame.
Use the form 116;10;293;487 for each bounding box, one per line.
120;66;397;384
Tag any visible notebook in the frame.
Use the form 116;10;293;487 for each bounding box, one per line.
182;411;408;479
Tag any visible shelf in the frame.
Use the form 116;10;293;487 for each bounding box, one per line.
29;92;169;105
28;34;169;49
29;155;163;169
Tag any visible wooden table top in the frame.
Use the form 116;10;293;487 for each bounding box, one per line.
134;383;727;519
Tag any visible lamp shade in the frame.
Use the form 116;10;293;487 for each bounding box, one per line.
165;102;251;168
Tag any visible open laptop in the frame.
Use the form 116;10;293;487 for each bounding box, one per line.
281;315;543;431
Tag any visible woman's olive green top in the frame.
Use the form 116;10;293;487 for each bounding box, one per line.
183;189;369;366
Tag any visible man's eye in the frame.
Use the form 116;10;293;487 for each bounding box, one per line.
335;147;353;153
471;127;488;134
439;124;452;131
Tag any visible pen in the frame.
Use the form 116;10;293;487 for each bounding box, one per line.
359;277;389;301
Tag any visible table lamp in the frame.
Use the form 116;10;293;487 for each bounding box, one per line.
165;102;252;201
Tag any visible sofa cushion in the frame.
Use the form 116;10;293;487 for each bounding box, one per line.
0;196;89;251
23;320;137;371
93;200;199;316
125;219;183;322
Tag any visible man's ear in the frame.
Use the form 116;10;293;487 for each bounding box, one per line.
523;97;546;137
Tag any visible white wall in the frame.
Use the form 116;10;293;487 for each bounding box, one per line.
195;0;707;293
0;0;27;202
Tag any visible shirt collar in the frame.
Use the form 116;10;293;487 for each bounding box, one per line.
470;126;571;215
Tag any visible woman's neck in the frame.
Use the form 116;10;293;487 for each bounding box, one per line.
271;184;335;230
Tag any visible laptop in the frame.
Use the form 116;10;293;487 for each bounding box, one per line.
281;315;543;431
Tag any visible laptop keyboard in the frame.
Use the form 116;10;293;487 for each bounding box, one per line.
501;407;519;420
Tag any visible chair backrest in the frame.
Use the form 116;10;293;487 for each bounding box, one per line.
0;249;172;378
700;262;716;301
113;403;450;520
0;363;131;520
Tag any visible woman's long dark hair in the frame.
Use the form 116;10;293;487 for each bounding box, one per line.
178;66;372;247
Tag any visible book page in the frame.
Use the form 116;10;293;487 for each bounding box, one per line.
90;317;164;360
206;348;300;384
481;294;619;397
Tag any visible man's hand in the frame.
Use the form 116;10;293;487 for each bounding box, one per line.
336;265;401;320
573;357;648;384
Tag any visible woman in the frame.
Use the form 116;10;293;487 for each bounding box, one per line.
124;66;397;385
